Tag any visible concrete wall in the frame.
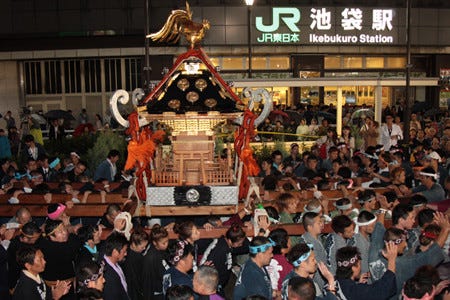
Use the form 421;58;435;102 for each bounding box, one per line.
0;61;21;129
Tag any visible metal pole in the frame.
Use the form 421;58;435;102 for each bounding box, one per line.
337;87;343;137
143;0;152;92
247;5;252;79
403;0;412;144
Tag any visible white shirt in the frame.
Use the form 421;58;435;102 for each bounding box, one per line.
380;123;403;151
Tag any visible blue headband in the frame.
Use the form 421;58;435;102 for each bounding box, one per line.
249;238;276;254
49;158;60;169
14;173;31;180
293;243;314;267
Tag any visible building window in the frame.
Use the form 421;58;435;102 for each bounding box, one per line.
64;60;81;93
386;57;406;68
84;59;102;93
366;57;384;68
269;57;290;70
105;58;122;92
24;61;42;95
213;56;290;71
221;57;244;70
209;57;220;67
44;61;62;94
251;57;267;70
125;58;142;91
343;57;363;69
324;56;341;69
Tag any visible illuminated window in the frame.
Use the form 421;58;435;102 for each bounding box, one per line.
269;57;289;69
209;57;220;67
272;87;289;105
386;57;406;68
366;57;384;68
222;57;244;70
251;57;267;70
343;57;362;69
214;56;290;70
324;56;341;69
299;71;320;78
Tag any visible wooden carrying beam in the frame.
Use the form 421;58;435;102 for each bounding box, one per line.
0;193;126;204
100;223;334;240
0;188;390;217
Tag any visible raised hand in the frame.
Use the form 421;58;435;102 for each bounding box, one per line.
382;241;398;261
435;279;450;295
382;241;398;273
51;280;71;300
318;261;334;283
434;212;449;229
359;272;370;283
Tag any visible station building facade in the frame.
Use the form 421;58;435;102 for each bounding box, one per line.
0;1;448;122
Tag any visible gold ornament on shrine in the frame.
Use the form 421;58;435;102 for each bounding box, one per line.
146;1;210;49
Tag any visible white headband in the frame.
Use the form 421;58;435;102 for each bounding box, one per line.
335;203;352;210
419;172;439;180
355;217;376;227
355;216;376;233
364;153;378;160
358;196;376;205
304;205;322;214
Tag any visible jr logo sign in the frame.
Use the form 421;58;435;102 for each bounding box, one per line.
255;8;301;43
255;8;301;32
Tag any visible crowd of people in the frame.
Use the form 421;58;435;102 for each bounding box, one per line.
0;104;448;300
0;108;118;160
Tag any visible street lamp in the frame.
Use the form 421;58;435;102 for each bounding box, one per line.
245;0;254;78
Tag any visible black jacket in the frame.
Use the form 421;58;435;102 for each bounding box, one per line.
12;271;52;300
142;246;169;300
103;258;130;300
121;249;144;300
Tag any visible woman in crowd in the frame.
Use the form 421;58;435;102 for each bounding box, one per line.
174;220;201;272
267;228;292;294
360;117;379;151
387;167;409;197
142;224;170;300
121;228;149;300
94;114;103;131
316;129;337;160
277;193;298;224
339;126;355;155
76;261;105;300
76;225;102;265
296;118;309;141
308;118;319;136
277;193;300;245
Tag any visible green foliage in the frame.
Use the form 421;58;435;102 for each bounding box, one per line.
162;125;173;145
273;140;289;158
252;141;289;164
86;130;127;172
252;143;273;163
349;124;363;149
215;138;225;158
